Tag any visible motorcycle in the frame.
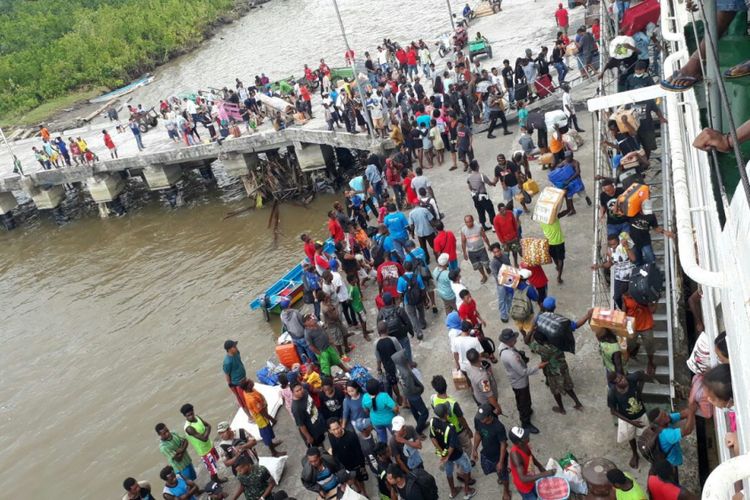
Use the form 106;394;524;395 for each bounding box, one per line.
453;26;468;51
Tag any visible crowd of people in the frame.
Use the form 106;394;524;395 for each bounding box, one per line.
113;2;744;500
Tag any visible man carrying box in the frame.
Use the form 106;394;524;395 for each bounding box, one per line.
622;288;658;375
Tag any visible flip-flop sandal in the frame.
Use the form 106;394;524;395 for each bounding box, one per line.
724;60;750;79
660;71;699;92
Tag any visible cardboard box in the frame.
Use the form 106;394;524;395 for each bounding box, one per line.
613;107;640;133
591;308;627;332
452;369;468;390
498;264;522;288
532;187;566;224
538;152;555;165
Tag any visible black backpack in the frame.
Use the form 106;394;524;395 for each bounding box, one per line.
405;273;424;305
372;239;386;268
637;424;669;463
407;469;439;499
381;307;407;337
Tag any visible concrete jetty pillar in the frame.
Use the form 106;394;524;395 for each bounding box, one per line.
142;164;183;190
0;192;19;230
87;173;126;218
293;142;326;171
28;185;66;210
222;152;259;177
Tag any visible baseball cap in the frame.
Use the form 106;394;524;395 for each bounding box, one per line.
510;426;528;443
476;403;495;420
499;329;518;343
438;253;450;266
217;421;230;433
224;340;238;350
392;415;406;431
354;418;372;432
543;296;557;310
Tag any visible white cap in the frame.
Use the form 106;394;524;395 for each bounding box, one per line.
392;415;406;431
519;268;532;279
438;253;450;266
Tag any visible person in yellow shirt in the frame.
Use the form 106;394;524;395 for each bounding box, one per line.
241;380;285;457
607;468;647;500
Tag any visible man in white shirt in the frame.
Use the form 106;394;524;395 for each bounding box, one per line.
451;321;483;373
377;46;390;72
561;84;584;132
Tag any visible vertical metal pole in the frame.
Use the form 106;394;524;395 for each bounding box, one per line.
331;0;374;138
703;0;721;130
446;0;456;30
0;126;24;176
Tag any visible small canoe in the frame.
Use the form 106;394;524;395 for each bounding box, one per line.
89;74;155;103
249;238;336;316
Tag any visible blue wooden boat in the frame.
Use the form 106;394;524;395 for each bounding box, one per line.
89;74;155;103
249;238;336;318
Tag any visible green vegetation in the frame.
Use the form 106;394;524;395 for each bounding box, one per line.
0;0;234;121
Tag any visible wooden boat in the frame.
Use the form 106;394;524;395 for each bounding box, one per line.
249;238;336;318
89;74;155;103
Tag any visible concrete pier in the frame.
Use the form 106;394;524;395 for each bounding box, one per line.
0;128;392;226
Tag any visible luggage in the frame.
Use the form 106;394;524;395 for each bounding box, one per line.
637;424;667;463
275;343;301;369
533;186;566;224
536;476;571;500
498;264;522;288
350;364;375;390
521;238;552;265
538;152;555;166
615;183;650;217
629;263;662;304
535;312;576;353
523;178;540;196
452;369;469;390
621;0;661;36
613;107;640;133
618;169;643;189
535;74;554;99
565;129;584;147
256;366;281;386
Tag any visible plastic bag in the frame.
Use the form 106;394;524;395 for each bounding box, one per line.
340;486;368;500
259;455;287;484
546;457;588;495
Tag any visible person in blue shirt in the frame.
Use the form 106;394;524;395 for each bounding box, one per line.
383;203;410;261
646;404;697;477
129;118;145;151
396;260;427;340
404;240;439;315
160;466;200;500
365;156;384;202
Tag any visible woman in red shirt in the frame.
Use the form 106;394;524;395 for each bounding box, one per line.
403;169;418;207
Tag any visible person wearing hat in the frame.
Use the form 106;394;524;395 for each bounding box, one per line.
222;340;250;417
429;402;477;499
353;418;380;473
433;253;457;315
498;329;546;434
472;403;510;499
508;426;554;499
466;348;502;416
216;421;258;474
390;415;425;472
